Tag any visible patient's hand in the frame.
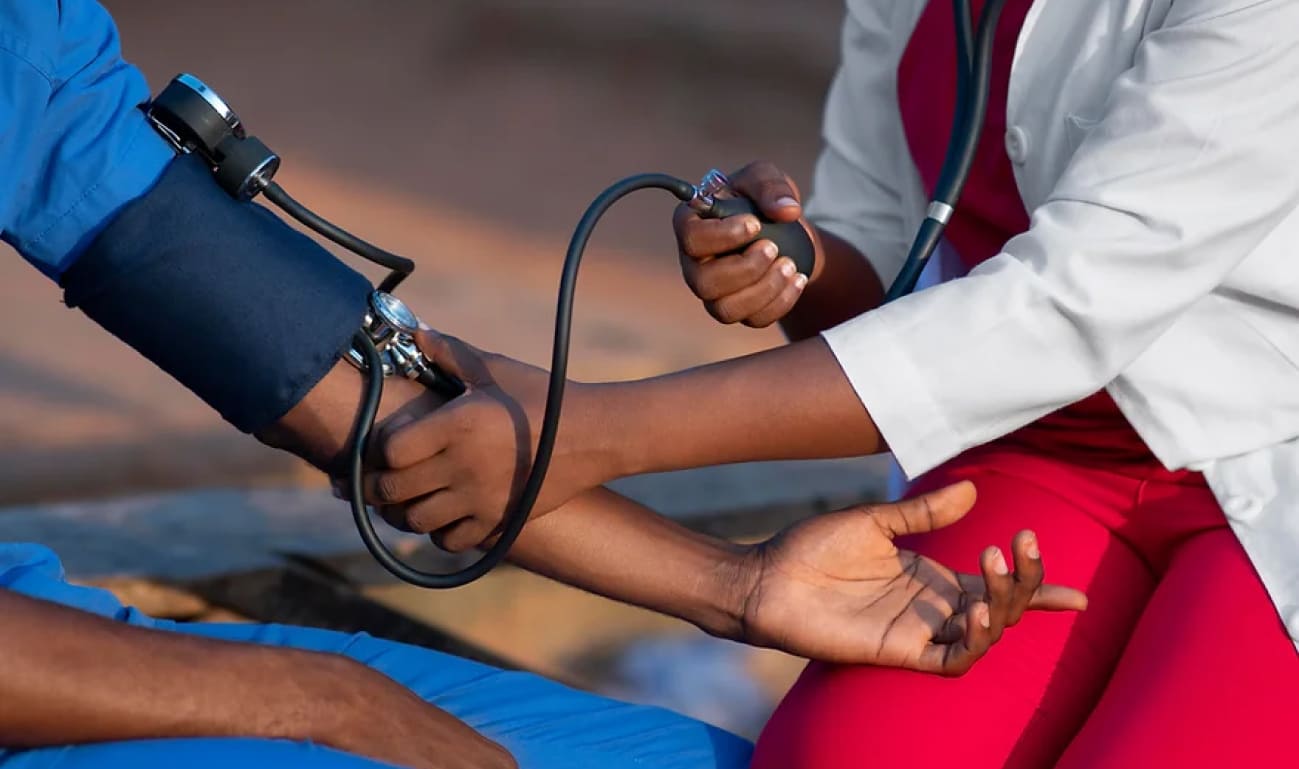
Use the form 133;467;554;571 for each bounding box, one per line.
738;481;1087;676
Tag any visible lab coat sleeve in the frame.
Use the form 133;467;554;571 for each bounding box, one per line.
803;0;926;286
0;0;174;280
822;0;1299;478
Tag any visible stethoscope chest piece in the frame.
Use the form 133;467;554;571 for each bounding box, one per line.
347;291;431;381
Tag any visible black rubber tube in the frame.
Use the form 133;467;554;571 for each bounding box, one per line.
945;0;976;180
933;0;1003;201
939;0;975;179
415;366;466;401
954;0;974;75
345;173;695;588
264;182;416;276
885;0;1006;302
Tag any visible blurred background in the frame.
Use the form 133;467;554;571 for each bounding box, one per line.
0;0;892;739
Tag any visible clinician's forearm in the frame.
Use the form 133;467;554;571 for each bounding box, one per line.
506;487;750;639
0;589;358;748
579;335;883;480
780;228;885;341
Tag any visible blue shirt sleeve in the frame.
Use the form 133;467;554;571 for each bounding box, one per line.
0;0;174;280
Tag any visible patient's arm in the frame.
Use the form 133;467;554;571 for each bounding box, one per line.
0;588;513;767
506;483;1087;675
254;359;441;475
507;486;751;640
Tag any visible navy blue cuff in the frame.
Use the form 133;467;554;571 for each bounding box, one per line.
61;153;373;433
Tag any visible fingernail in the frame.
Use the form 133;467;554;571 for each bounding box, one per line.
1025;534;1040;560
761;241;779;260
979;606;991;629
991;548;1009;575
794;273;809;290
779;259;796;278
774;196;799;209
744;217;761;236
417;321;433;332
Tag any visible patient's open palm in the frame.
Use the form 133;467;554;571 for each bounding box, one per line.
741;482;1087;676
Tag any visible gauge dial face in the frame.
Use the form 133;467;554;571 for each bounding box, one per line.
371;292;420;335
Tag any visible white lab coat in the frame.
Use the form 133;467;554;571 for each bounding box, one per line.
812;0;1299;648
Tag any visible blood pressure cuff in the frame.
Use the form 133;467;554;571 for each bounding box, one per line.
60;153;372;433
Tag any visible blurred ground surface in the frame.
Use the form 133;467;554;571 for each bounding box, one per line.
0;0;872;743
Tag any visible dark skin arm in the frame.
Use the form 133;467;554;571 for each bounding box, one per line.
359;162;896;529
506;482;1085;675
619;163;897;463
4;348;1047;759
255;359;441;475
584;335;883;477
2;360;513;766
0;587;513;769
0;589;330;748
286;348;1084;673
362;332;885;543
640;160;890;467
318;338;1087;674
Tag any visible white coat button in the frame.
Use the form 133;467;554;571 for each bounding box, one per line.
1222;495;1263;522
1005;126;1031;165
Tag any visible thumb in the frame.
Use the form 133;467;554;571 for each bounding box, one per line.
730;161;803;223
414;328;491;386
871;481;977;539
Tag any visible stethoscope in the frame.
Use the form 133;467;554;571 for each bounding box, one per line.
145;0;1005;589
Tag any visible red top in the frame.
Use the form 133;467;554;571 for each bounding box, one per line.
895;0;1153;463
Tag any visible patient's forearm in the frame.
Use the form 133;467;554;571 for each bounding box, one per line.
507;487;751;639
256;361;441;474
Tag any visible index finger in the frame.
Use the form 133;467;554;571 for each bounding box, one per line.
673;204;761;260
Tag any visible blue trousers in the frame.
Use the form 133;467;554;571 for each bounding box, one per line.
0;544;753;769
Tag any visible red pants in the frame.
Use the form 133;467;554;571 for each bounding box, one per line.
752;428;1299;768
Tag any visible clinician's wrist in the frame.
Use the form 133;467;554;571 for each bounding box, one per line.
779;227;885;341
